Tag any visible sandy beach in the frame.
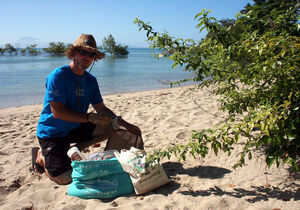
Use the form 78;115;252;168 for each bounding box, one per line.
0;85;299;210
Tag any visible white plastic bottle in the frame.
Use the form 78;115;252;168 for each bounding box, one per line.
67;147;86;161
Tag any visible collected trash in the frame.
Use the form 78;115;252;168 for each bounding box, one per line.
88;150;118;160
67;147;170;199
115;147;170;195
67;146;87;161
114;147;147;178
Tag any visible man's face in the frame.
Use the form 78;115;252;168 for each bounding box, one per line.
74;48;95;70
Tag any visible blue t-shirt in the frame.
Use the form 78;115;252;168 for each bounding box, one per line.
37;65;103;139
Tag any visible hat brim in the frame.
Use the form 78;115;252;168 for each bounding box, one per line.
68;45;105;61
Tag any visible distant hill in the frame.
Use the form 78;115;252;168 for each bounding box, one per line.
15;37;50;48
0;37;49;48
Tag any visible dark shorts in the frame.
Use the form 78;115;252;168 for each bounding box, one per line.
38;123;96;177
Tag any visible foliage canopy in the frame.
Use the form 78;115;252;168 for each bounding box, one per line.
135;0;300;170
4;43;17;55
0;48;5;55
102;34;129;57
26;44;40;55
43;42;68;56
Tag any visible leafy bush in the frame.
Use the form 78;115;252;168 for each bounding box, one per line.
0;48;5;55
102;34;129;57
5;43;17;55
26;44;40;55
112;44;129;57
135;0;300;170
19;48;27;55
43;42;67;56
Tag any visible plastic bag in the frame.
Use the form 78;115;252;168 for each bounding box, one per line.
88;150;118;160
114;147;147;178
115;147;170;195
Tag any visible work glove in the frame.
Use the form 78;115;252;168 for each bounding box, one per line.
87;113;112;127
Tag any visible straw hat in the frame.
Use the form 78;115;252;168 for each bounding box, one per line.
65;34;105;61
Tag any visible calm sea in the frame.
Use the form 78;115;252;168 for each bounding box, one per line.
0;48;192;109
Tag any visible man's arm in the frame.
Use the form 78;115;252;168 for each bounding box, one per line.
50;101;88;123
92;102;117;119
92;103;142;135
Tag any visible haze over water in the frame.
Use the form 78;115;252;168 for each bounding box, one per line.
0;48;192;109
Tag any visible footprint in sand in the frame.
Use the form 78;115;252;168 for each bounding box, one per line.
176;132;187;139
0;123;13;128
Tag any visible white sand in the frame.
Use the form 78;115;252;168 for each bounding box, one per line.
0;85;299;210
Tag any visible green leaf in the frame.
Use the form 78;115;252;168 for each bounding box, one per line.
248;152;252;160
266;156;275;168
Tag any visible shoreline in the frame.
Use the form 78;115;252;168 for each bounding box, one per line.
0;84;194;113
0;83;196;110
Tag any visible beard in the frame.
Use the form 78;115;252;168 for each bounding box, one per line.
77;59;92;70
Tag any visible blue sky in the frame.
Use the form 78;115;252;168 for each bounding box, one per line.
1;0;252;48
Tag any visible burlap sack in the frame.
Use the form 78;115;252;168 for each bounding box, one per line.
105;129;144;152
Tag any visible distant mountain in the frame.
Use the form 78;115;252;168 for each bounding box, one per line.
13;37;49;48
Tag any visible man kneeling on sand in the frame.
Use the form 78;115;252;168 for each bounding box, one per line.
32;34;143;185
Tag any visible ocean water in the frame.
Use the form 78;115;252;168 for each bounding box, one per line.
0;48;192;109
